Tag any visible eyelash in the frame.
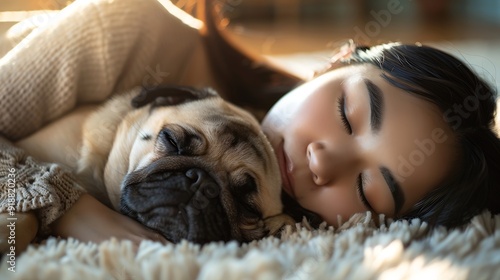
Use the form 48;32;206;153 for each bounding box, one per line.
337;94;352;134
337;94;372;211
357;174;374;212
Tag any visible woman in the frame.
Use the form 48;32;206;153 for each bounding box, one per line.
1;0;499;251
262;42;500;229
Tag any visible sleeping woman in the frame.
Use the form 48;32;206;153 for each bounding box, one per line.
264;42;500;228
0;0;499;253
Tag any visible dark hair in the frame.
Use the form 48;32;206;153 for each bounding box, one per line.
344;42;500;228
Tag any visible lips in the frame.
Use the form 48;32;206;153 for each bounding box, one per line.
277;141;296;198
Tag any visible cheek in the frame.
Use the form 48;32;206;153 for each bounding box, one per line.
263;95;301;132
285;98;337;149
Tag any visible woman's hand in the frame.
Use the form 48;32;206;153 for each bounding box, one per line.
0;211;38;254
51;194;168;247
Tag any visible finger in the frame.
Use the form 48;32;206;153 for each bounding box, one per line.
148;230;169;244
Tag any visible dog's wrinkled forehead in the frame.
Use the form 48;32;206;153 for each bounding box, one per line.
156;96;268;180
133;85;270;180
135;85;276;192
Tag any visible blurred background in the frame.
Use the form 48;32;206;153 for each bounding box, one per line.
185;0;499;89
214;0;500;54
0;0;498;87
1;0;499;52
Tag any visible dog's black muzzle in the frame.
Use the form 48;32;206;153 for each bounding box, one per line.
120;168;231;244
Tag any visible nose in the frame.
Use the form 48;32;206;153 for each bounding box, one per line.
307;141;356;186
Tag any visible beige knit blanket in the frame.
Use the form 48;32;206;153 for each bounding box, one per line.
1;212;499;279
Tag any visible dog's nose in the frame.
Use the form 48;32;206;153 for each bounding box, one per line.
186;168;220;198
120;168;232;244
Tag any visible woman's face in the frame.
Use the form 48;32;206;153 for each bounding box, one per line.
261;64;457;225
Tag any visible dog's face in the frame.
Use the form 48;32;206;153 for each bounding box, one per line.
87;86;293;243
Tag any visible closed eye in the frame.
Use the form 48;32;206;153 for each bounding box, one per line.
356;173;374;212
242;201;262;220
231;174;262;219
337;93;352;134
160;129;179;154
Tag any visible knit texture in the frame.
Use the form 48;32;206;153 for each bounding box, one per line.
0;0;207;141
0;0;210;234
0;137;84;234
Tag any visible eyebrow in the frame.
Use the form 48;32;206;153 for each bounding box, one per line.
364;79;384;133
380;167;405;215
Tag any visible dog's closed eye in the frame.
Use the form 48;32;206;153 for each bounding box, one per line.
231;174;262;219
240;202;261;221
158;126;205;156
160;129;179;154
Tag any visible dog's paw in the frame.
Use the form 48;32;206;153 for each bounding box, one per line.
264;213;297;237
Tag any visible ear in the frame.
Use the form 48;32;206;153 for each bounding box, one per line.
131;85;218;108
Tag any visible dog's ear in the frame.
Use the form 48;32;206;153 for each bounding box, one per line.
131;85;218;108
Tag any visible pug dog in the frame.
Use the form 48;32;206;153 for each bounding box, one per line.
14;85;294;244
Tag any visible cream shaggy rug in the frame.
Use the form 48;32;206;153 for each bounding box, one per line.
1;211;499;280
